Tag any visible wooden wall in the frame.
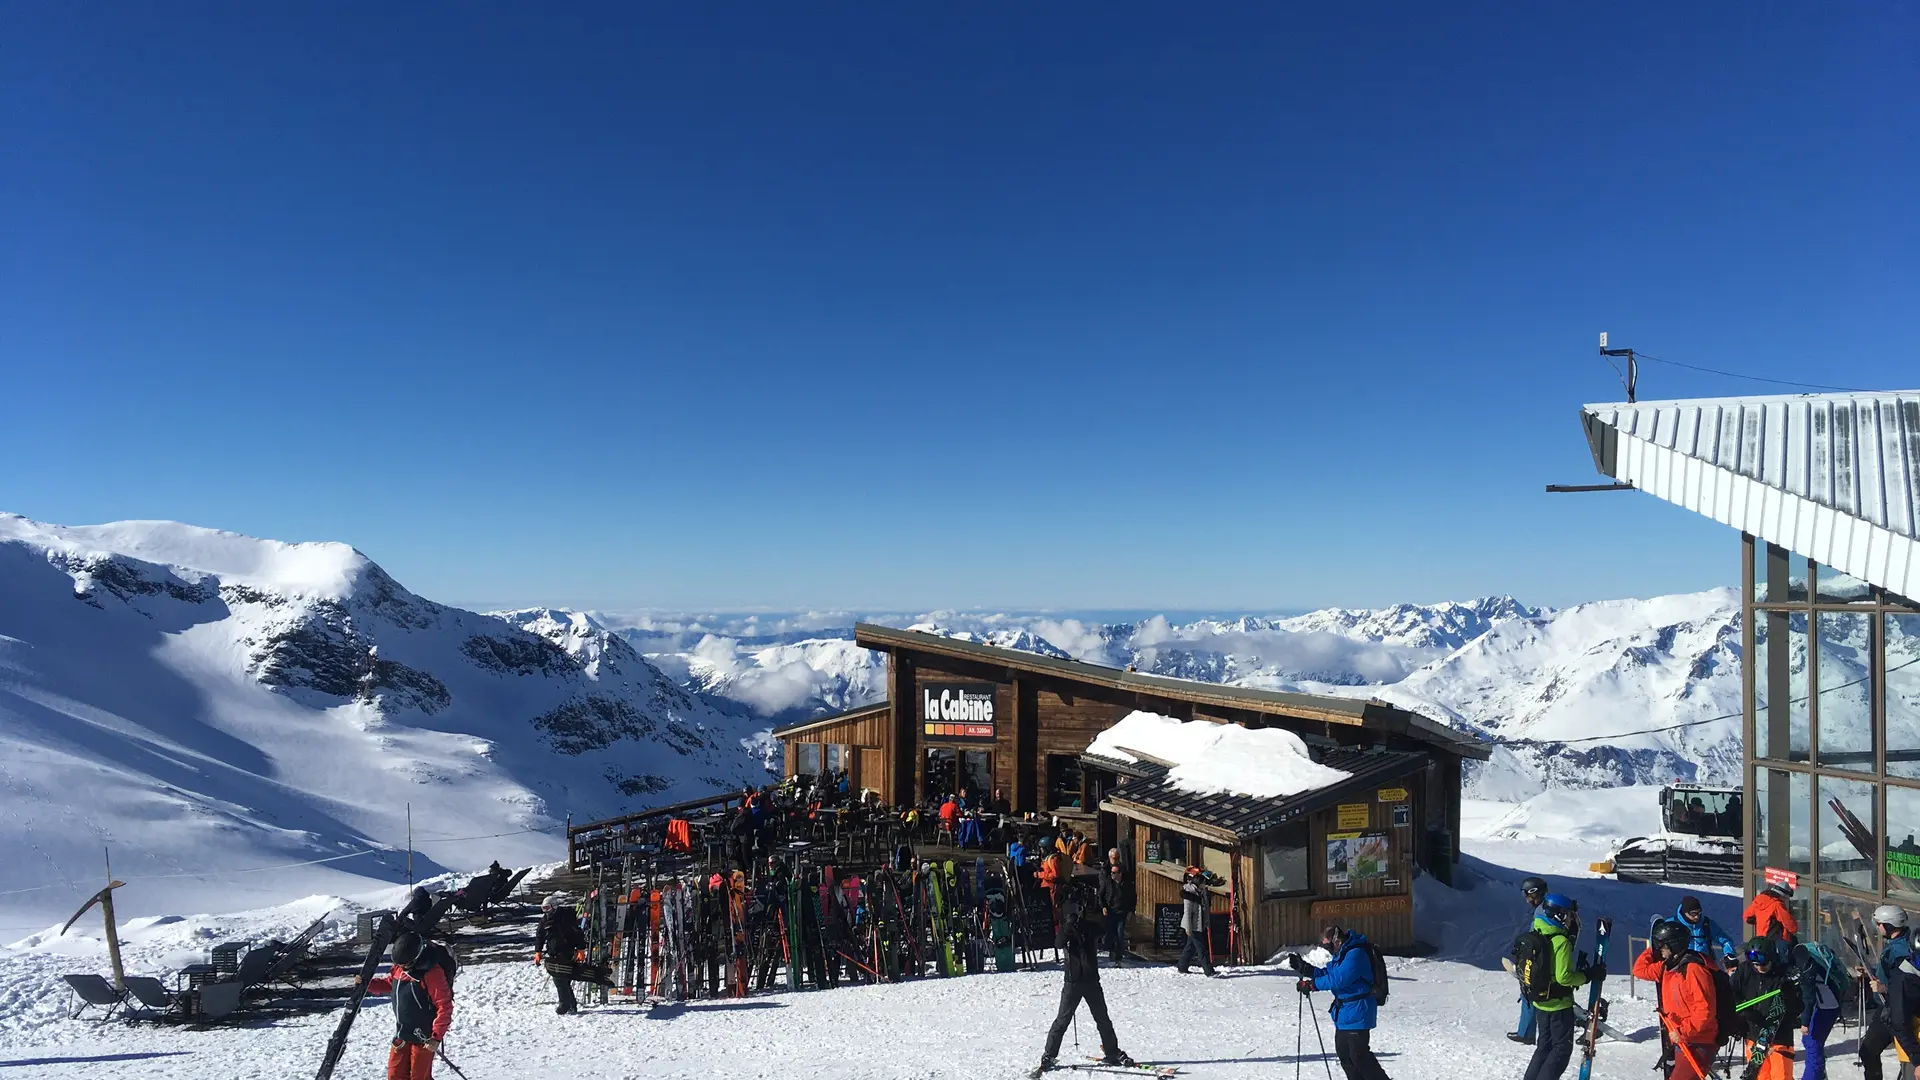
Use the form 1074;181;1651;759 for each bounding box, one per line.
1242;779;1418;954
781;706;894;802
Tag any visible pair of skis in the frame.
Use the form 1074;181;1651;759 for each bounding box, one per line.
1576;917;1613;1080
1035;1059;1178;1078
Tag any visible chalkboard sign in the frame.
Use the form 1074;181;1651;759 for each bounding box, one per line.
1145;841;1162;864
1154;903;1184;947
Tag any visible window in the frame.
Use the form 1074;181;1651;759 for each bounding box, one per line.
1888;786;1920;897
1890;615;1920;780
1818;776;1877;891
1817;612;1875;772
1755;610;1810;762
1817;562;1874;604
1146;827;1186;866
1046;754;1085;810
795;743;822;779
1262;824;1310;897
924;748;957;802
825;743;848;775
1754;768;1811;876
961;750;992;802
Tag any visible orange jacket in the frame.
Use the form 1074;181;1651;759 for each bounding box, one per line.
1632;947;1718;1046
1038;854;1062;892
1744;893;1798;941
939;800;958;824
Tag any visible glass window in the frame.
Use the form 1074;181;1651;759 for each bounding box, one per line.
1666;787;1740;838
1818;775;1878;891
796;742;822;778
1816;892;1879;965
1817;612;1876;772
961;750;992;802
1262;824;1311;897
1046;755;1084;810
1754;768;1812;877
1756;610;1810;762
825;744;848;774
1886;785;1920;896
924;748;957;802
1147;827;1187;866
1817;562;1875;604
1787;551;1811;602
1892;615;1920;781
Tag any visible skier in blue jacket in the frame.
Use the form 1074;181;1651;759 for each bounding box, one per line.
1673;895;1737;968
1290;925;1392;1080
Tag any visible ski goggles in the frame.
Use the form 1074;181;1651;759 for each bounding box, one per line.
1745;949;1772;965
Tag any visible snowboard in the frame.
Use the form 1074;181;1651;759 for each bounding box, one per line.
315;912;392;1080
986;878;1016;972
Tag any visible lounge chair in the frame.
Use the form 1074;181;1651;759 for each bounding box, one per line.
260;914;329;985
61;974;126;1021
232;946;277;989
121;976;182;1021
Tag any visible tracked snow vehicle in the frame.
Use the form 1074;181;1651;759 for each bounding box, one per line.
1594;783;1742;886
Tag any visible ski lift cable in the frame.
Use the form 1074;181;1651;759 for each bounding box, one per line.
1492;654;1919;748
1632;352;1870;395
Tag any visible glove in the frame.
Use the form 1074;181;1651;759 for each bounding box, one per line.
1284;952;1307;975
1586;962;1606;982
533;951;542;964
1296;978;1315;995
427;1039;442;1054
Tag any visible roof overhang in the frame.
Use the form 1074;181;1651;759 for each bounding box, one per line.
855;622;1491;760
770;701;890;739
1582;392;1920;600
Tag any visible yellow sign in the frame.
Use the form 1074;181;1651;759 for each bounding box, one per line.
1326;831;1362;841
1377;787;1409;803
1312;894;1412;920
1336;803;1369;830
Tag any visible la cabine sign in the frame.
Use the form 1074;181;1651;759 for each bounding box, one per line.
922;683;997;742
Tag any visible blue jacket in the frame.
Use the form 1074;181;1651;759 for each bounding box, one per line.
1309;932;1379;1031
1672;907;1737;959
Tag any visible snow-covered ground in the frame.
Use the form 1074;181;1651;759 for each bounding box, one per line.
4;790;1854;1080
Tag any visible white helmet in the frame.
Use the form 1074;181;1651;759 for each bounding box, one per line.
1874;904;1910;929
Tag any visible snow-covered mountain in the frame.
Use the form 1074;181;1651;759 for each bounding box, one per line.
0;515;772;927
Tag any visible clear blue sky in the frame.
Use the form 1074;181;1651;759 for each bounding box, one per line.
3;4;1913;612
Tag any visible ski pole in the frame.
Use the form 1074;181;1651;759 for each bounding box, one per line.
1302;990;1335;1080
414;1032;470;1080
1294;987;1304;1080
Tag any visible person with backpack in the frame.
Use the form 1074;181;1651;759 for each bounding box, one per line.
1730;936;1801;1080
1287;924;1391;1080
1633;920;1720;1080
1675;896;1739;968
1515;893;1603;1080
1745;882;1800;946
1176;866;1219;977
1032;878;1135;1076
1509;876;1549;1045
359;931;455;1080
533;892;586;1015
1790;936;1852;1080
1858;904;1920;1080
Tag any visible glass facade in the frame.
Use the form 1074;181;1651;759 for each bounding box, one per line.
1745;536;1920;918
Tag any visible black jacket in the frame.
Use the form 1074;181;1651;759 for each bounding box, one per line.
1729;961;1800;1046
1057;906;1104;984
1098;867;1135;915
534;907;585;958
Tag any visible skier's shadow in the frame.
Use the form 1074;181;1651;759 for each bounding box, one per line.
1153;1053;1399;1066
628;1001;789;1019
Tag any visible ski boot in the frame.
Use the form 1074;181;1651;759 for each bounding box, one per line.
1100;1049;1136;1067
1029;1055;1056;1078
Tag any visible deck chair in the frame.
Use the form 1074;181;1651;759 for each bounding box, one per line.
121;976;182;1021
187;978;244;1023
232;945;277;988
62;974;126;1021
260;914;328;985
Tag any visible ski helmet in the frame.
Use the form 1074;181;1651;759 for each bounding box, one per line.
1651;919;1692;955
1874;904;1911;930
391;931;423;966
1540;893;1578;928
1521;876;1548;900
1765;880;1796;899
1744;936;1778;966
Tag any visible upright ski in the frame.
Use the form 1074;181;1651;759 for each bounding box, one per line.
1576;916;1612;1080
315;913;392;1080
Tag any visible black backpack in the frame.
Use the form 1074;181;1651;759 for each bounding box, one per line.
1704;959;1736;1048
411;942;458;990
1362;942;1390;1006
1514;929;1558;1003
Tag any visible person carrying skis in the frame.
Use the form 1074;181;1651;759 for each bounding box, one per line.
1290;925;1392;1080
1033;878;1134;1076
397;886;438;937
1675;895;1738;968
1633;920;1719;1080
1730;936;1801;1080
1858;904;1920;1080
1745;882;1800;945
1509;876;1549;1045
1518;893;1603;1080
534;893;586;1015
359;931;454;1080
1176;866;1217;977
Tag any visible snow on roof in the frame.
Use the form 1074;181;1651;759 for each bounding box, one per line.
1085;711;1351;800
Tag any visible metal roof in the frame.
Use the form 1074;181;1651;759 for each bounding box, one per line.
1583;391;1920;600
768;701;890;738
1095;748;1429;841
854;623;1491;760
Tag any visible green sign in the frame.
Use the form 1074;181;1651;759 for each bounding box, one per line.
1888;850;1920;880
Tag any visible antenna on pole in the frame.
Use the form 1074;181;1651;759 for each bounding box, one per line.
1599;331;1639;403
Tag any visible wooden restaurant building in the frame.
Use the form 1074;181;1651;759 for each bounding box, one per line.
771;623;1492;956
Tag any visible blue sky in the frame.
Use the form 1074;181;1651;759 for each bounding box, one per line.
3;4;1913;612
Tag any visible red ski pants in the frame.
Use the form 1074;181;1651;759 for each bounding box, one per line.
388;1038;434;1080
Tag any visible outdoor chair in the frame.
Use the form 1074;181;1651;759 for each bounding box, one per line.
61;974;126;1021
231;945;277;988
260;914;329;985
121;976;183;1021
187;978;244;1023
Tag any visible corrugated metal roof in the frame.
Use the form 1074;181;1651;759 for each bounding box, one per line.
855;623;1492;760
1583;391;1920;601
1096;748;1428;841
